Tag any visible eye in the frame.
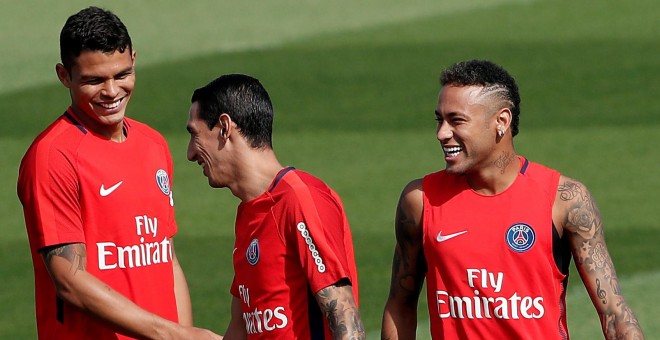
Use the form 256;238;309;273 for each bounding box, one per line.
116;72;131;80
83;78;103;85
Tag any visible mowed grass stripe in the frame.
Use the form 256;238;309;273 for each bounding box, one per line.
2;38;658;138
0;0;531;93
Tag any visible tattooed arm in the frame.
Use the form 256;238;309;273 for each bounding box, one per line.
41;242;222;340
554;176;644;339
315;279;365;340
381;179;426;340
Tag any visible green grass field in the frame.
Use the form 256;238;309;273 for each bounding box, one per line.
1;0;658;338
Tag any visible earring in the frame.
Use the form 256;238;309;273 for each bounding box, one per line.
497;130;504;137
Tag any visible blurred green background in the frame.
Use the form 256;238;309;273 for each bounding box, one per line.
1;0;658;338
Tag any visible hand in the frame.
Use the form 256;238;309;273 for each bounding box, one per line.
178;326;223;340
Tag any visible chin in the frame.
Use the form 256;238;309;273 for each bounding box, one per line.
96;111;126;125
208;179;223;189
444;163;468;175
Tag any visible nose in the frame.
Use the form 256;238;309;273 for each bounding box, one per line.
186;138;196;162
437;120;453;142
101;79;119;98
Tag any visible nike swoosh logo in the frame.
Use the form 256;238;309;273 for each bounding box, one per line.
436;230;468;242
100;181;123;197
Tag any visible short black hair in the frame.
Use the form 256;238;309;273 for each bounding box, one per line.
440;60;521;137
60;6;132;71
191;74;274;149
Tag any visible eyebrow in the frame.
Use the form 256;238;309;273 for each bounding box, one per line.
79;65;134;81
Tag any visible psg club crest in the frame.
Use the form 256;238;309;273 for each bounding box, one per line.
505;223;536;253
155;169;171;196
246;239;260;266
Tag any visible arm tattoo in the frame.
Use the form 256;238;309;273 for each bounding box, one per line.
559;180;644;338
43;243;87;274
595;278;607;304
389;202;426;301
558;180;599;239
316;284;365;340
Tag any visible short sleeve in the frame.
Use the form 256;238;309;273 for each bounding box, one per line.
281;181;354;294
18;142;84;250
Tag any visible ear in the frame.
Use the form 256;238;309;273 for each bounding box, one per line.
495;107;512;135
218;113;232;139
55;63;71;88
131;49;137;66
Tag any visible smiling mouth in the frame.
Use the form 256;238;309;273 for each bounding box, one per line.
443;146;462;157
97;98;123;110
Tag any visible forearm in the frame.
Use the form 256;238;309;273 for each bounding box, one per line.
43;244;182;339
172;252;193;326
598;302;644;340
316;283;365;340
329;303;363;340
224;297;247;340
51;256;179;339
381;302;417;340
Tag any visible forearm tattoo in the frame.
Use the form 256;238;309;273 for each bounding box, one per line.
43;243;87;274
317;285;365;340
558;180;643;338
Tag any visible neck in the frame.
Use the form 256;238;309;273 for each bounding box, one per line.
69;107;125;142
230;148;283;202
465;152;520;195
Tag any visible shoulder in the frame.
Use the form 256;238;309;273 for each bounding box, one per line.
270;170;341;213
281;169;337;199
27;115;86;150
401;178;423;202
518;159;562;199
553;175;598;232
397;178;424;224
125;118;168;146
556;175;591;204
20;116;86;169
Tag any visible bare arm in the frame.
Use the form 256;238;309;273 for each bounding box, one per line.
171;243;193;326
42;242;222;340
223;296;247;340
315;280;365;340
555;176;644;339
381;179;426;340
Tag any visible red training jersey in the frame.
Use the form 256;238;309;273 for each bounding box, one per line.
17;109;179;339
231;167;359;339
422;156;570;339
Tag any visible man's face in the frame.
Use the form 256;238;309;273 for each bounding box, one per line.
57;49;135;135
435;85;499;175
186;102;225;187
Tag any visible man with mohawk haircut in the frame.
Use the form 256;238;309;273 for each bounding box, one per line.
381;59;643;339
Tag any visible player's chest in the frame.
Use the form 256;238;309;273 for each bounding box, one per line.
76;141;173;209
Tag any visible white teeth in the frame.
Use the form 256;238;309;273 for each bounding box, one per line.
99;99;121;109
443;146;462;157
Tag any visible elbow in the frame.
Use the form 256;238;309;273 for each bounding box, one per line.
51;276;85;309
